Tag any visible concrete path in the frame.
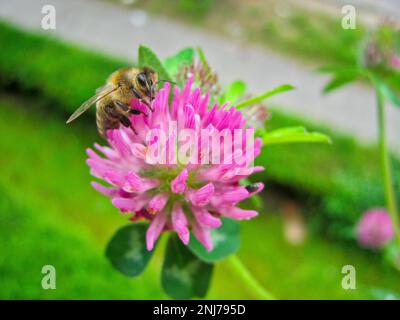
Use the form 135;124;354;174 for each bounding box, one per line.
0;0;398;150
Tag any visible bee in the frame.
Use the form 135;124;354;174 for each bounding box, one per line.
245;183;261;193
66;67;158;137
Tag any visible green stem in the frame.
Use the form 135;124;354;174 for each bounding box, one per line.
376;89;400;242
226;254;275;300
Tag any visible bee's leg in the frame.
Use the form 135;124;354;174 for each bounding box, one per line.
105;103;138;135
113;100;130;112
142;99;154;112
130;109;147;117
114;100;147;116
131;87;154;112
119;115;138;135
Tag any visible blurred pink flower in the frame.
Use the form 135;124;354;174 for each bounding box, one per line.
356;208;394;249
362;21;400;71
241;102;269;130
177;59;221;98
87;77;264;251
390;53;400;70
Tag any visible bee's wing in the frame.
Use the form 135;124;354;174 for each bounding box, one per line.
66;85;117;124
95;84;113;94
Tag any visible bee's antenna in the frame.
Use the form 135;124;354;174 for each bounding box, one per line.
157;79;177;86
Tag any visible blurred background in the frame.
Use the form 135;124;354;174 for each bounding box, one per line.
0;0;399;299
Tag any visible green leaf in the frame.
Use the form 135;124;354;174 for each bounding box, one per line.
320;66;362;93
371;75;400;108
380;84;400;107
188;218;240;262
318;65;344;73
323;73;359;93
260;126;332;146
323;74;357;93
197;47;214;77
380;83;400;107
236;84;295;109
162;235;213;299
138;45;172;82
164;47;194;77
197;47;208;67
219;80;247;104
318;65;360;74
105;223;154;277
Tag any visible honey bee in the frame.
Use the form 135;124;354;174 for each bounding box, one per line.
66;67;158;137
245;183;261;193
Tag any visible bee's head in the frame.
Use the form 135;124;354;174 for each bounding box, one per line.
134;67;158;100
